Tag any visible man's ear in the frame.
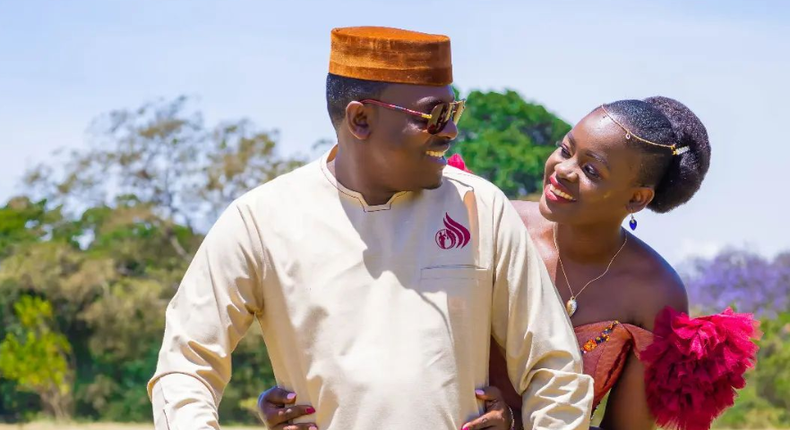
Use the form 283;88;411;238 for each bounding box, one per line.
345;101;372;140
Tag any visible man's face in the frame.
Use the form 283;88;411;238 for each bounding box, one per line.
362;83;459;192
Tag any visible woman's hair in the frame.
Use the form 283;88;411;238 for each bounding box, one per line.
602;97;711;213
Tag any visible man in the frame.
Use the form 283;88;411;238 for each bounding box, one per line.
148;26;593;429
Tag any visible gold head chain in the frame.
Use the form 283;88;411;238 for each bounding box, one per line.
600;104;689;156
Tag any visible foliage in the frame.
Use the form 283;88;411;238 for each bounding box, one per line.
451;89;570;198
1;93;788;428
684;249;790;317
713;311;790;428
685;250;790;428
0;96;302;424
23;96;306;260
0;296;73;420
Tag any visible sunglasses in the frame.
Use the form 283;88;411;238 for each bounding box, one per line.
359;99;466;134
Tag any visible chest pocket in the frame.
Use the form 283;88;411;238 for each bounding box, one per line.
420;266;486;280
419;266;491;324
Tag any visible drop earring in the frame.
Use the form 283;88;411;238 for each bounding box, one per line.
629;213;638;231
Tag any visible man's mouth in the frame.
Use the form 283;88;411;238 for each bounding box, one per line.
425;149;449;159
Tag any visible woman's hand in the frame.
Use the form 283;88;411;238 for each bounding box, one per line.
460;386;515;430
257;386;317;430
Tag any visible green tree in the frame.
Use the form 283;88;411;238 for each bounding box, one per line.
0;296;74;420
24;96;305;260
687;250;790;428
0;197;64;258
0;96;303;423
713;311;790;428
752;310;790;420
452;89;570;199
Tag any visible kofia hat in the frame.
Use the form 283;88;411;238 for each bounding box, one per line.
329;26;453;86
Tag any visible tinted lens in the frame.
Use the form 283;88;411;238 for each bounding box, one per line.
452;101;466;124
427;103;450;134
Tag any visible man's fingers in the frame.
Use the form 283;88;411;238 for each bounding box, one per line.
258;387;315;427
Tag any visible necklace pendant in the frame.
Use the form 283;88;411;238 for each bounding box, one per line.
566;297;578;317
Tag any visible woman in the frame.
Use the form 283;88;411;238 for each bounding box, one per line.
257;97;759;430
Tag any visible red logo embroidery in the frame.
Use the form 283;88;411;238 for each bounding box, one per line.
435;213;471;250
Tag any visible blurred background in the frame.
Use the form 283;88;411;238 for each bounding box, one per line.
1;1;788;428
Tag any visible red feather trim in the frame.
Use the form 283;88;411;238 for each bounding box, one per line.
640;307;761;430
447;153;472;173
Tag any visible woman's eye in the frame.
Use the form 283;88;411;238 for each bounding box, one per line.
584;165;600;178
559;145;571;158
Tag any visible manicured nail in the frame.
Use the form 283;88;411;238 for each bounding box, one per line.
306;406;316;414
309;426;318;430
286;392;297;400
475;389;485;396
461;426;469;430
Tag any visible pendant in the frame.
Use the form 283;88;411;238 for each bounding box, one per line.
566;297;578;317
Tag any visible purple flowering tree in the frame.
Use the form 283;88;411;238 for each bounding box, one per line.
682;249;790;317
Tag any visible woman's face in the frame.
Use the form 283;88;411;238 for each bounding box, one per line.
539;108;654;226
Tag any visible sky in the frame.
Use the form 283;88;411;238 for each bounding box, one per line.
1;0;788;265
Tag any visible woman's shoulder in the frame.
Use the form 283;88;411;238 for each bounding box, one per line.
623;234;689;330
509;200;548;236
509;199;539;219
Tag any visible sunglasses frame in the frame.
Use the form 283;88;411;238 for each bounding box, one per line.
359;99;466;134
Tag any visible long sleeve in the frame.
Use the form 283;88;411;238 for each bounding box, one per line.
490;193;594;429
147;200;266;430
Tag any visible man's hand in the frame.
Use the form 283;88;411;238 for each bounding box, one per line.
257;386;317;430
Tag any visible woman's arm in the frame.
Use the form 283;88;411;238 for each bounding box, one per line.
599;266;688;430
598;352;655;430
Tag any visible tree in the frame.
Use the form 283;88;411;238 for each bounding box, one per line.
0;296;74;420
24;96;306;261
451;89;570;199
0;96;303;423
683;249;790;428
713;310;790;428
683;249;790;317
0;197;60;258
